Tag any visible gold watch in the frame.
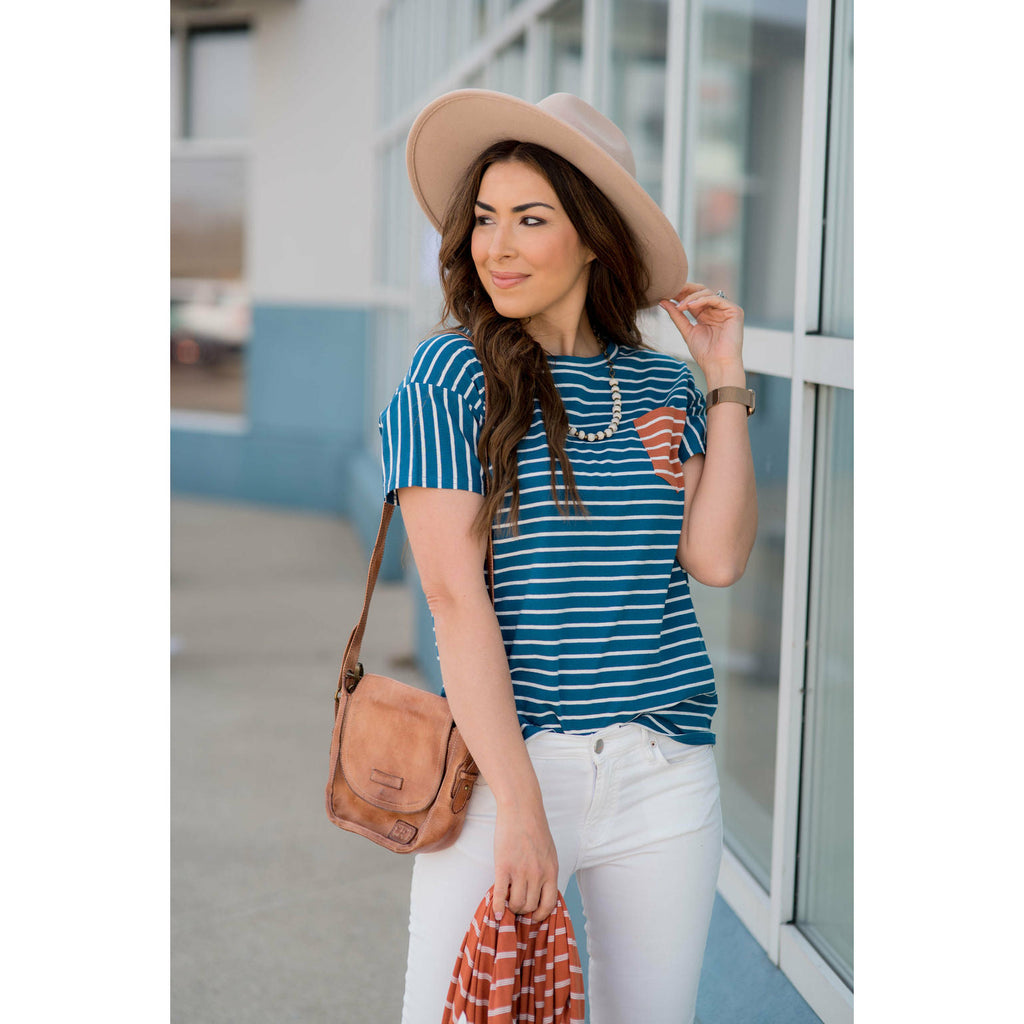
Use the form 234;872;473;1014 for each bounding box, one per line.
706;386;756;416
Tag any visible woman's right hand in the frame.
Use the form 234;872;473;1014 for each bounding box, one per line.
492;797;559;923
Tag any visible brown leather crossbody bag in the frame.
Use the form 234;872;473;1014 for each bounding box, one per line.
324;498;494;853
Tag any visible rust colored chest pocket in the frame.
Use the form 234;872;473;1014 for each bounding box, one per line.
633;406;689;492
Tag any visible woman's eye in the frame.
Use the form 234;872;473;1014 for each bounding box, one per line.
474;214;544;227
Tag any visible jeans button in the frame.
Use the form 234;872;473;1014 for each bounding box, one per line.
594;738;605;754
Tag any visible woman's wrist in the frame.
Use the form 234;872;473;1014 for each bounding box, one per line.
491;771;545;813
702;360;747;392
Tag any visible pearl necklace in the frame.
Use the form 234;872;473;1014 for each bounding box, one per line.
566;349;622;442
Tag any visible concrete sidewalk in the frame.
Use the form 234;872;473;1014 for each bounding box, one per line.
171;497;426;1023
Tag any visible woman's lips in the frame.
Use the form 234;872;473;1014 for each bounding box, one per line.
490;272;529;289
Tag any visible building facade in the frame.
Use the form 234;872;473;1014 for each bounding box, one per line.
171;1;852;1021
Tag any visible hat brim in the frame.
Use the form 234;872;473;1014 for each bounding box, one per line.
406;90;687;308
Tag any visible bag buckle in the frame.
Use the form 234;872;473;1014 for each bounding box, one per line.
336;661;364;699
344;661;364;693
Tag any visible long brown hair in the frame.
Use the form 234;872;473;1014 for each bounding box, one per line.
437;140;650;538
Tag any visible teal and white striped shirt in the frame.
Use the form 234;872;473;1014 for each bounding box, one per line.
379;331;717;744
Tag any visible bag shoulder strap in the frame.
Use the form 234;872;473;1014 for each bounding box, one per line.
336;331;496;705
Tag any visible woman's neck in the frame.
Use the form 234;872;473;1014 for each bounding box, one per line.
526;314;603;358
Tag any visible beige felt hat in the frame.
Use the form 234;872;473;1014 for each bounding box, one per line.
406;89;688;308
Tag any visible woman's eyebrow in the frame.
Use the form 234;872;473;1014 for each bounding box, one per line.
474;201;556;213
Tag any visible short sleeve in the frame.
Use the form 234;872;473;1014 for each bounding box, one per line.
676;367;707;463
377;334;487;503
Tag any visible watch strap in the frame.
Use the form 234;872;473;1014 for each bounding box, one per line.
706;386;755;416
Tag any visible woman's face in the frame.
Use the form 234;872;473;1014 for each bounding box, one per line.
470;160;595;327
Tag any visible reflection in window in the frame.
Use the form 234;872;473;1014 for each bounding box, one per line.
380;4;395;124
820;0;853;338
170;278;249;414
170;157;248;415
796;385;853;986
609;0;668;205
172;23;250;415
473;0;489;41
491;34;526;95
186;25;251;138
377;141;412;289
171;157;246;280
689;370;789;889
445;0;476;73
171;31;181;137
686;0;805;329
542;0;584;97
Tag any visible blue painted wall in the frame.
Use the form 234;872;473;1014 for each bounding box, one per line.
172;304;369;516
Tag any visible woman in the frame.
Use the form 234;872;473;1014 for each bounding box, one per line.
380;91;757;1024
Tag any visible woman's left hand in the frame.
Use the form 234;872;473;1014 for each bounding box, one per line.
659;283;744;381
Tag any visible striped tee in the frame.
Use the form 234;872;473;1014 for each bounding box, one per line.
379;331;717;745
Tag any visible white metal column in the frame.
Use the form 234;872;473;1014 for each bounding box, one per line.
768;0;834;964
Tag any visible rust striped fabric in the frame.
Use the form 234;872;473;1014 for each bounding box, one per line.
441;886;586;1024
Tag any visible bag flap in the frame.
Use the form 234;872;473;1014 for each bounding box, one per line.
339;674;455;813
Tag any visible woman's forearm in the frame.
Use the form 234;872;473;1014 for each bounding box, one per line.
428;586;543;813
681;361;758;586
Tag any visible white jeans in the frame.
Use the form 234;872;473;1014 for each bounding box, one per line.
401;722;723;1024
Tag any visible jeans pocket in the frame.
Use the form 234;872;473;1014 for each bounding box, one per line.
650;733;712;768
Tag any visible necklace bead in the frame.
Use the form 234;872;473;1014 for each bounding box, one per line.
566;349;620;442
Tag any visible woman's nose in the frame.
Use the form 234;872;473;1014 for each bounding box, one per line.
489;223;516;259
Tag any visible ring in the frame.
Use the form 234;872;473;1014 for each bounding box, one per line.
715;289;726;299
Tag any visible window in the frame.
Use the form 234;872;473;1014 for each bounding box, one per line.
796;385;854;986
542;0;584;96
690;369;790;888
377;140;412;289
820;0;853;338
186;25;251;138
170;22;251;416
490;33;527;93
473;0;490;41
380;3;397;124
685;0;806;329
170;157;246;281
171;30;181;137
608;0;669;205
